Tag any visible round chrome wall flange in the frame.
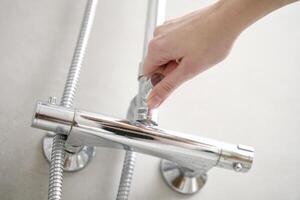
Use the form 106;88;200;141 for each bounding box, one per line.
42;133;96;172
160;159;207;195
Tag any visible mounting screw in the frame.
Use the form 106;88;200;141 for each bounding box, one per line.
233;162;243;172
48;96;57;105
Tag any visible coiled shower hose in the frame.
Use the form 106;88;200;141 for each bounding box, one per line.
116;149;137;200
47;1;98;200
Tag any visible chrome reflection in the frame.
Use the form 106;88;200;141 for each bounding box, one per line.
32;101;254;174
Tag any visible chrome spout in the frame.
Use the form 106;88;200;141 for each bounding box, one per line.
32;101;254;174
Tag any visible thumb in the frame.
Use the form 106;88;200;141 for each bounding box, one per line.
147;62;186;109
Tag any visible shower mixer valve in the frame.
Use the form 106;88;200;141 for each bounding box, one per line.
32;0;254;197
32;76;254;195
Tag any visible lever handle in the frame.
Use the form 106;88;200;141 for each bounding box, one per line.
128;73;164;124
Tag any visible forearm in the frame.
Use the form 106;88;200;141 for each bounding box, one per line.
215;0;297;35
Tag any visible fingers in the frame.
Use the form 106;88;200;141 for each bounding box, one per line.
147;61;187;109
143;37;175;76
162;60;178;75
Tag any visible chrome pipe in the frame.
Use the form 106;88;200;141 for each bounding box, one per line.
138;0;166;79
32;102;254;174
142;0;166;59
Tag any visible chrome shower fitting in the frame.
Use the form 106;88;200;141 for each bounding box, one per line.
116;1;166;199
32;0;255;198
127;74;164;125
32;99;254;194
42;0;98;174
116;74;162;200
40;1;98;200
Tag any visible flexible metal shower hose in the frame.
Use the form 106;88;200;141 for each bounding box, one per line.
47;1;98;200
116;149;137;200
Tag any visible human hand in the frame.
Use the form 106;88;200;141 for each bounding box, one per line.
143;0;296;109
143;3;239;109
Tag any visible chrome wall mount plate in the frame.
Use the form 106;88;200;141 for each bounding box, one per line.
42;133;96;172
160;159;207;195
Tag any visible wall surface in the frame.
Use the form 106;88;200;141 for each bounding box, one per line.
0;0;300;200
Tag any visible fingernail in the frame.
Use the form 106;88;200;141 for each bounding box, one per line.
148;95;161;109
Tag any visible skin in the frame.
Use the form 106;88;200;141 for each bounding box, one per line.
143;0;297;109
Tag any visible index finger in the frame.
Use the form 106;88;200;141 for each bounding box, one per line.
143;39;173;76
